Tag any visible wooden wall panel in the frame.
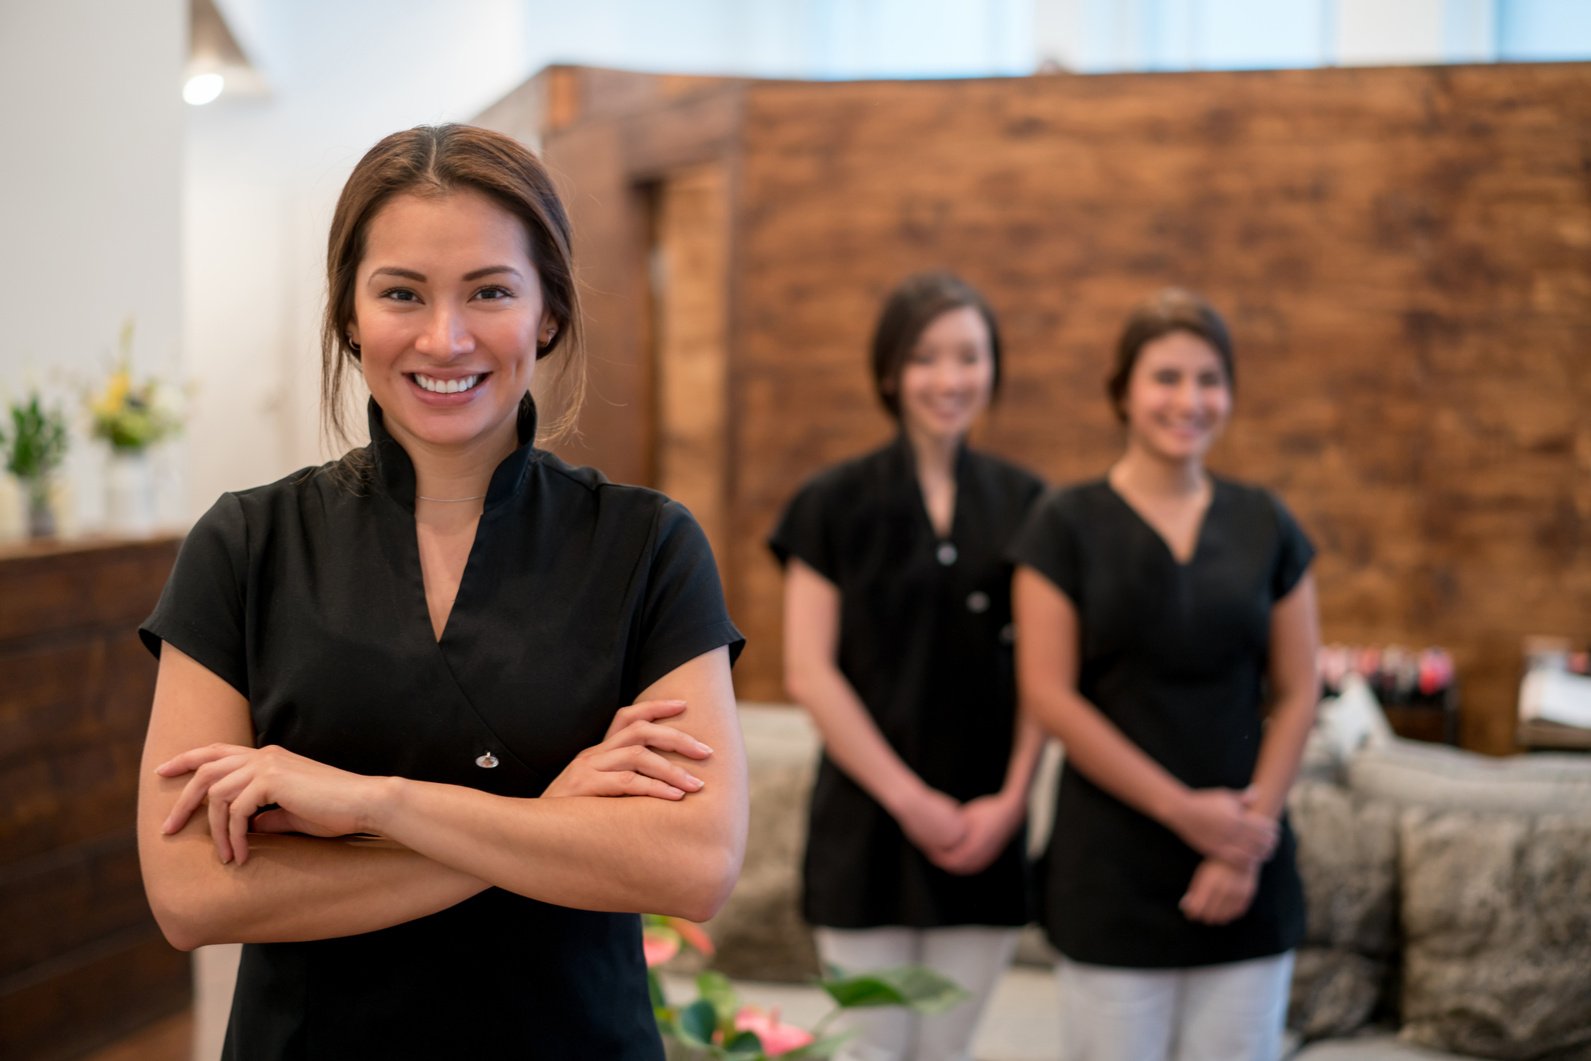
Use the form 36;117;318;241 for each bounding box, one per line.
480;63;1590;754
726;64;1591;753
655;163;734;578
0;537;191;1059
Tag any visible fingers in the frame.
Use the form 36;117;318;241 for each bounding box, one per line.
604;699;688;740
162;751;251;836
606;720;713;761
155;743;254;778
587;746;704;794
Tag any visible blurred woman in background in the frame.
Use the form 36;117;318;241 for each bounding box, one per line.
772;272;1046;1061
1011;288;1319;1061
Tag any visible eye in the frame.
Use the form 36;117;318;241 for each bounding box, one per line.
379;287;420;303
474;285;514;302
1198;370;1226;387
1151;369;1180;385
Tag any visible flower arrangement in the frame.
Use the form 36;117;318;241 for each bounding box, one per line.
644;915;967;1060
87;321;182;452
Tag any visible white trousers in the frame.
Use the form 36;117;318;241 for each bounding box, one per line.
813;925;1021;1061
1055;952;1295;1061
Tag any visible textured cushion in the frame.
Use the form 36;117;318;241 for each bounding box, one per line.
1397;807;1591;1060
1287;780;1401;1038
1348;740;1591;815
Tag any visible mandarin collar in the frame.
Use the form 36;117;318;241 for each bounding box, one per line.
367;397;541;512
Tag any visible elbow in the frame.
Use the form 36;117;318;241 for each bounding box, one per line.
146;892;210;952
658;836;744;923
143;869;229;952
782;666;810;707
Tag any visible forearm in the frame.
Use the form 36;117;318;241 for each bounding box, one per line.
789;662;932;813
368;780;742;922
1025;684;1189;827
998;712;1046;806
1245;691;1317;820
140;820;486;951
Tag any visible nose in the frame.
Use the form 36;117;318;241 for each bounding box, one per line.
416;306;476;358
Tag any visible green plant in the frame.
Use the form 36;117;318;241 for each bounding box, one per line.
1;392;69;480
645;916;968;1060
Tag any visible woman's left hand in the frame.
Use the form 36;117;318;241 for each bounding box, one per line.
929;793;1022;876
157;743;381;866
542;699;712;800
1179;856;1259;925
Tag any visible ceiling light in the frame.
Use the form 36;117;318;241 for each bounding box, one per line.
183;72;225;105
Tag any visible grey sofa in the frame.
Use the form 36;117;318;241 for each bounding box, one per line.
719;702;1591;1061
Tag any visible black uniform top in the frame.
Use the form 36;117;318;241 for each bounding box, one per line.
139;400;743;1060
1008;476;1313;968
768;436;1044;929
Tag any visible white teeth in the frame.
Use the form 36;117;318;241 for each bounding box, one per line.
414;373;481;395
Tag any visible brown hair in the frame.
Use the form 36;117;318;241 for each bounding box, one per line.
320;123;583;451
1107;288;1234;422
869;271;1003;419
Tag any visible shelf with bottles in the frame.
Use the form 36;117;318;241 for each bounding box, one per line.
1319;643;1458;745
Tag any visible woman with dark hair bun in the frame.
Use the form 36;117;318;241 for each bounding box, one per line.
1011;289;1320;1060
770;272;1046;1061
136;124;747;1059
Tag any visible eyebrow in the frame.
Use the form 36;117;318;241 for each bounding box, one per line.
368;265;522;283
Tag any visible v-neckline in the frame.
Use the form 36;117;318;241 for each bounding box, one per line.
900;436;965;545
1103;477;1218;568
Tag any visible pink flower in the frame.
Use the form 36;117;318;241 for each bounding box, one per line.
666;916;716;958
733;1006;814;1057
642;927;680;967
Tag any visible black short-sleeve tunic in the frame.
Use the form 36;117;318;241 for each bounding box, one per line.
139;401;743;1060
768;437;1044;929
1008;476;1313;968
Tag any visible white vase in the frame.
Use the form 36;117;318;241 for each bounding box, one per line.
105;450;156;536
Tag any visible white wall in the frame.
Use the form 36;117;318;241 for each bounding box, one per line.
0;0;186;535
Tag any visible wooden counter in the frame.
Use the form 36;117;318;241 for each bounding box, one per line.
0;534;191;1060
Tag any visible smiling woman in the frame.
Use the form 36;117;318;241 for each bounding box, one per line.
1011;289;1321;1061
135;125;747;1060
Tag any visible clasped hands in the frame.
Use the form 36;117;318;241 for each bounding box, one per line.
157;699;713;866
892;784;1024;878
1172;787;1277;926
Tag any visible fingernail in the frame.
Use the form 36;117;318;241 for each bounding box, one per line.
665;786;685;798
694;742;713;755
685;775;704;790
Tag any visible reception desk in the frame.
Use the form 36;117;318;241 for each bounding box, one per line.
0;535;191;1060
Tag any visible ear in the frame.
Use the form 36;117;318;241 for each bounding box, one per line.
536;312;560;355
346;320;362;353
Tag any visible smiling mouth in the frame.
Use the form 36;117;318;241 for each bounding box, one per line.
411;372;486;395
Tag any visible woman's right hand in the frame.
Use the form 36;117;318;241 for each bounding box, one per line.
1168;787;1278;866
542;699;713;800
890;784;968;855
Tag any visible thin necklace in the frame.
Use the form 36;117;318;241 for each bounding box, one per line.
416;493;485;503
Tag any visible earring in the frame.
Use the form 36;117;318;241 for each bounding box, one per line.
348;337;361;354
539;325;558;347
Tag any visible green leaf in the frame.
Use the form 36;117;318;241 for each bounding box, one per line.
820;965;969;1014
677;999;720;1047
696;970;740;1029
649;969;667;1010
721;1030;765;1057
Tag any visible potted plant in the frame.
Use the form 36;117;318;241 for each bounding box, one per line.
644;915;968;1059
1;392;70;538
